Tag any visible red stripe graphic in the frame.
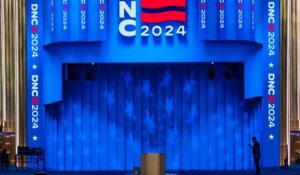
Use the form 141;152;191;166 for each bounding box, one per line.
141;11;186;23
32;97;39;105
141;0;186;9
238;3;243;10
100;4;104;11
32;26;38;33
220;2;225;10
268;24;275;31
63;4;68;11
81;4;86;11
268;96;275;104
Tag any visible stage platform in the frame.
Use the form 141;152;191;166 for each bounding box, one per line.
1;166;300;175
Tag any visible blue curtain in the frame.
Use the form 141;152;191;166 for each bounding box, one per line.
45;63;261;171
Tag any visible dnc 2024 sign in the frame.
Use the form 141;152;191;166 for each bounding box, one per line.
118;0;187;37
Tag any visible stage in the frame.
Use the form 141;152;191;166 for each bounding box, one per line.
1;166;300;175
24;0;281;172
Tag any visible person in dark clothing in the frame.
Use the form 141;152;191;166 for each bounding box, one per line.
249;136;260;174
1;149;9;170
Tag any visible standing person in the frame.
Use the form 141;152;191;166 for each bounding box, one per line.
0;149;9;170
249;136;260;174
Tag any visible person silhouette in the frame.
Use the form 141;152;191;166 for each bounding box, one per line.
1;149;9;170
249;136;260;174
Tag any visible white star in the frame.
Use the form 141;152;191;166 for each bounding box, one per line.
269;62;274;68
32;135;38;141
32;64;38;70
269;134;274;140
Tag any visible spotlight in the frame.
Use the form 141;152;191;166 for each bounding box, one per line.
207;66;215;80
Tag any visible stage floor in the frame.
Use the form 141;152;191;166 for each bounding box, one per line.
1;166;300;175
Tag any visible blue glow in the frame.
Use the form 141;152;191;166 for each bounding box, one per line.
26;0;280;170
45;63;261;171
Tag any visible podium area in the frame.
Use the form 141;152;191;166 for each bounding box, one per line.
141;153;165;175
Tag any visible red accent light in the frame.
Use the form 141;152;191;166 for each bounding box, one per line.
268;96;275;104
32;26;38;33
141;0;186;9
63;5;68;11
32;97;39;105
268;24;275;31
220;3;225;10
141;11;186;23
238;3;243;10
81;4;86;11
100;4;104;11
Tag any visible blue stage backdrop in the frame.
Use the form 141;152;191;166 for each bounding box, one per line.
26;0;280;171
45;63;262;171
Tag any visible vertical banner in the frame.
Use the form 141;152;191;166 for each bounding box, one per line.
236;0;251;40
98;0;107;41
62;0;69;40
88;0;106;41
26;0;44;148
79;0;88;39
199;0;217;40
218;0;226;39
262;0;280;167
236;0;245;39
43;0;55;44
251;0;255;40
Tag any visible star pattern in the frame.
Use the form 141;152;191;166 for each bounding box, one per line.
46;66;262;170
187;104;198;124
143;110;155;134
123;70;133;88
106;91;116;108
142;79;153;97
165;97;174;116
125;100;134;118
160;69;172;88
32;64;38;70
32;135;38;141
183;75;197;97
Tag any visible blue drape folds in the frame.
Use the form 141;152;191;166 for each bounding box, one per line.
45;63;261;171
